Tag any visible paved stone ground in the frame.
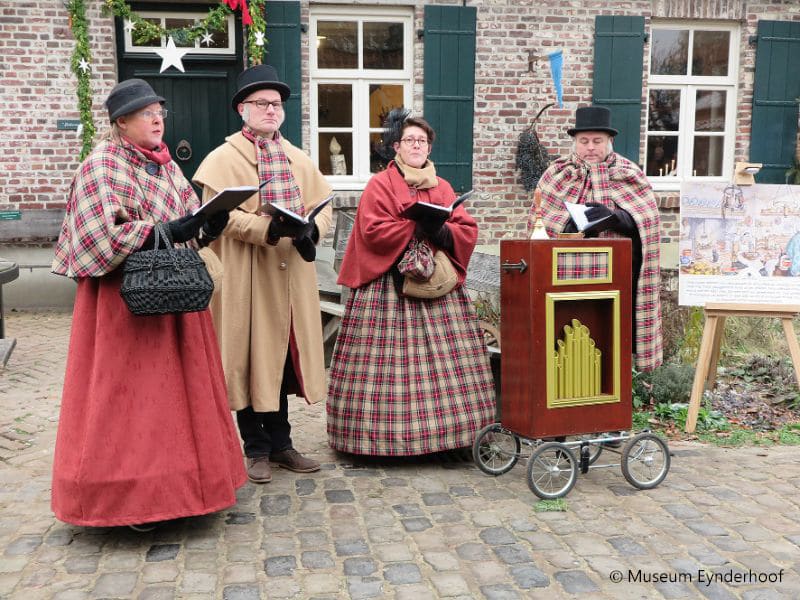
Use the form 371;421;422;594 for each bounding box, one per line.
1;310;799;600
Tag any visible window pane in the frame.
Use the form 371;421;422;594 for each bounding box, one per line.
650;29;688;75
363;22;404;70
317;22;358;69
695;90;726;132
165;18;195;47
369;84;404;128
648;90;680;131
318;132;353;176
646;135;679;177
202;26;230;49
370;132;391;173
132;18;161;47
318;84;352;127
692;31;730;76
693;136;724;176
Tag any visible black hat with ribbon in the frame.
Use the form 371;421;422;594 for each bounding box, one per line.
567;106;618;137
105;78;165;122
231;64;291;112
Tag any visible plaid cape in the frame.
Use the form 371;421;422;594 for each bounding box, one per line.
530;152;663;371
53;138;197;278
327;273;495;456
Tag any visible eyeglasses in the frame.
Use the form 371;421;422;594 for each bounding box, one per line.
242;99;284;111
136;109;168;120
400;137;429;148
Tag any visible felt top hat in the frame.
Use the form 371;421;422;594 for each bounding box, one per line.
231;64;291;112
105;78;165;122
567;106;618;137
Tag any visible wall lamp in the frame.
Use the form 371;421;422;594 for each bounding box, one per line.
734;162;762;186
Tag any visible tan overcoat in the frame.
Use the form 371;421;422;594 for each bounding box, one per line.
193;132;333;411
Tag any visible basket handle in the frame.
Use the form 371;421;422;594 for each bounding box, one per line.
149;223;180;272
526;102;555;132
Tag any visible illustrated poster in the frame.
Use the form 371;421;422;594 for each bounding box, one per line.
679;182;800;306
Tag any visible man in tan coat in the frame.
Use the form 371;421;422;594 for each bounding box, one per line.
193;65;333;483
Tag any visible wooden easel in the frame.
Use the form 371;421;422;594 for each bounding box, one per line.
685;302;800;433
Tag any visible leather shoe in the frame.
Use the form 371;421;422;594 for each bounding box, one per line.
270;448;320;473
246;456;272;483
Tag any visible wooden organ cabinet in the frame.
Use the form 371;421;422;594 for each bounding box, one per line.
499;239;633;439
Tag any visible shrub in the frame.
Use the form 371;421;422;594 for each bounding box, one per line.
633;363;696;407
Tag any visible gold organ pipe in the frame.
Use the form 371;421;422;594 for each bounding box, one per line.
554;319;603;399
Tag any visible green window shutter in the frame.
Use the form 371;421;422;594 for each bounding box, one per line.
592;16;645;164
750;20;800;183
265;1;301;146
423;5;476;193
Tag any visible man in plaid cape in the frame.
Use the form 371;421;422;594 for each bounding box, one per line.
529;105;663;372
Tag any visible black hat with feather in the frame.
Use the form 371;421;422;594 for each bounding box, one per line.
376;107;411;161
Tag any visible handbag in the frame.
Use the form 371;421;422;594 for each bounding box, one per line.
120;223;214;315
398;238;458;299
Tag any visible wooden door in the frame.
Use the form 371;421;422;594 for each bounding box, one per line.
114;10;244;189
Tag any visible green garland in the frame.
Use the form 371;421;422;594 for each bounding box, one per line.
66;0;267;159
103;0;267;66
67;0;96;160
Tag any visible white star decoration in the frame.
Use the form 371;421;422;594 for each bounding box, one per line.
123;19;134;34
155;36;189;73
77;58;90;73
200;31;214;47
254;31;265;46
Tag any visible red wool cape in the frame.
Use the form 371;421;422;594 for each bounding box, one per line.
51;139;246;527
337;162;476;288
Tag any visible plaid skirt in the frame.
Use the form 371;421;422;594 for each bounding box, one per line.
327;273;495;456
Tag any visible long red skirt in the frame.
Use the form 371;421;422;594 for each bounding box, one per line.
51;274;246;527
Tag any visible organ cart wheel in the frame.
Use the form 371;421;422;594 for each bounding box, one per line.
473;423;520;475
526;441;578;499
621;432;671;490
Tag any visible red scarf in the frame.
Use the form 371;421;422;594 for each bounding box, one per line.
241;125;304;216
124;138;173;165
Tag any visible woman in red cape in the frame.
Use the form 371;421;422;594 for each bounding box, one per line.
50;79;245;528
327;111;495;456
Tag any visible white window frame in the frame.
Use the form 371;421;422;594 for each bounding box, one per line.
123;11;236;55
310;7;414;190
646;21;739;192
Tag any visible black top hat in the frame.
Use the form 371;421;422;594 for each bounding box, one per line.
105;78;165;122
231;64;291;112
567;106;618;137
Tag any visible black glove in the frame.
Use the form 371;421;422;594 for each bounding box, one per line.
268;216;305;243
292;222;319;262
202;210;229;240
168;212;206;243
610;207;637;237
142;213;206;248
415;222;453;252
415;213;449;236
582;203;618;237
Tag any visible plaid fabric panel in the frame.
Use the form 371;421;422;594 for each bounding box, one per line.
243;126;304;216
53;139;197;278
327;273;496;456
532;152;663;371
397;238;436;279
556;251;609;281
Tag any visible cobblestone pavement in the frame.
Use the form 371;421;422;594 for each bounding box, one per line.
1;310;799;600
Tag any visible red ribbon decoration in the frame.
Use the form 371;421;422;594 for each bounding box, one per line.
224;0;253;26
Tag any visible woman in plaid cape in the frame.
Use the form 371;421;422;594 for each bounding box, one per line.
50;79;245;529
327;111;495;456
529;106;663;372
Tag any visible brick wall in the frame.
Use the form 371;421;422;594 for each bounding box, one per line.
1;0;798;250
0;1;117;216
